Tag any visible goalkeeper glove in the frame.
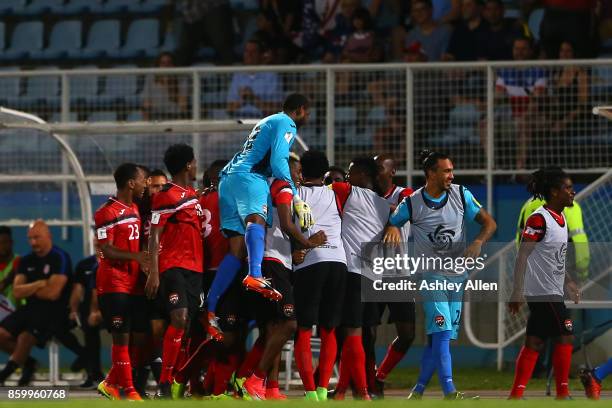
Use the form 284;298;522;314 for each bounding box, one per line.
293;196;315;229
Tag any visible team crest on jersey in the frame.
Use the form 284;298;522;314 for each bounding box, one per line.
435;315;445;327
43;264;50;275
226;314;237;326
169;292;179;305
427;224;456;254
97;227;107;240
284;132;293;143
112;316;123;329
564;319;573;332
283;304;295;318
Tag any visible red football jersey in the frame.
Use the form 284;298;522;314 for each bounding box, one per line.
199;190;228;271
94;197;142;295
151;183;204;274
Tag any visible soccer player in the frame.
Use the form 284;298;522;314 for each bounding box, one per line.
206;94;314;330
508;167;580;400
324;166;346;185
293;151;347;401
581;358;612;400
330;157;392;400
145;144;204;398
238;154;326;400
95;163;149;401
384;150;496;400
371;154;415;397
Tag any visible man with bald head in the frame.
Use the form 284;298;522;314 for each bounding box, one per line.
0;220;73;386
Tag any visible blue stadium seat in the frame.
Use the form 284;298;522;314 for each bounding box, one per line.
2;21;44;60
88;111;118;122
102;0;131;14
49;111;78;122
70;74;100;107
161;31;177;53
335;106;357;144
21;75;60;108
116;19;159;58
230;0;259;11
135;0;168;14
0;75;22;108
99;74;141;107
82;20;121;59
126;110;144;121
38;20;82;60
0;0;27;16
21;0;66;16
63;0;105;15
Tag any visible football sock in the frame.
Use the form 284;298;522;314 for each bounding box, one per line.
414;339;435;394
344;335;367;393
112;344;134;391
432;330;455;395
295;328;315;391
510;346;539;398
159;325;184;384
594;358;612;382
366;355;376;392
207;254;242;313
377;340;406;381
553;343;573;397
237;337;265;378
245;223;265;278
317;328;337;388
213;353;239;395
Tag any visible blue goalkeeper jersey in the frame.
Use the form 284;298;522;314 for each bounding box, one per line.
222;112;297;194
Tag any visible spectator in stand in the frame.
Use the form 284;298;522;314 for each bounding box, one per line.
322;0;361;61
301;0;344;58
69;255;104;389
175;0;234;66
495;37;547;169
0;221;80;386
142;53;189;121
257;0;302;63
0;227;20;309
482;0;522;60
540;0;596;59
405;0;452;62
373;101;407;167
226;39;283;118
548;41;589;140
432;0;461;23
341;8;382;63
443;0;489;61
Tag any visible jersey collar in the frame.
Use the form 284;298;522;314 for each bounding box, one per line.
383;184;396;199
544;206;566;227
109;196;131;209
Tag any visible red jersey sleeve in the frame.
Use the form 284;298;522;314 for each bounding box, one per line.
94;205;116;245
150;188;176;228
398;187;413;203
522;213;546;242
331;181;352;213
270;179;293;206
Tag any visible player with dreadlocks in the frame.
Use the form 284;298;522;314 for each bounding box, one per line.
508;167;581;400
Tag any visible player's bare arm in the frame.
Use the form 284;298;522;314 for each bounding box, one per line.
464;209;497;259
34;274;68;301
88;288;102;327
69;282;84;321
99;241;149;272
277;201;326;249
12;273;47;300
508;236;537;315
564;272;581;304
145;225;163;298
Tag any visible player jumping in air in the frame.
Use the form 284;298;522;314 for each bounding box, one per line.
384;150;496;400
205;94;314;334
508;167;580;400
95;163;149;401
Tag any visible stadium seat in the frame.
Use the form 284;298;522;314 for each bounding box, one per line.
161;31;177;53
116;19;159;58
0;0;27;16
88;111;118;122
102;0;132;14
63;0;105;15
21;0;66;16
126;110;144;121
0;74;23;108
128;0;168;14
2;21;44;61
528;8;544;41
21;75;61;108
38;20;83;60
230;0;259;11
0;22;5;52
99;74;141;107
48;111;78;122
335;106;357;145
81;20;121;59
70;73;100;107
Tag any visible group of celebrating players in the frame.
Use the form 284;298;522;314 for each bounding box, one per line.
93;93;605;401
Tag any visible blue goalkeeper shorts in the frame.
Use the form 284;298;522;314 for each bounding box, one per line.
219;172;272;235
422;274;466;340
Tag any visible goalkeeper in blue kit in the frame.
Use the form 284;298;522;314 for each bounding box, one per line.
205;93;314;338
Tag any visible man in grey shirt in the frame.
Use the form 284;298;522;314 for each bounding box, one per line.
405;0;452;62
